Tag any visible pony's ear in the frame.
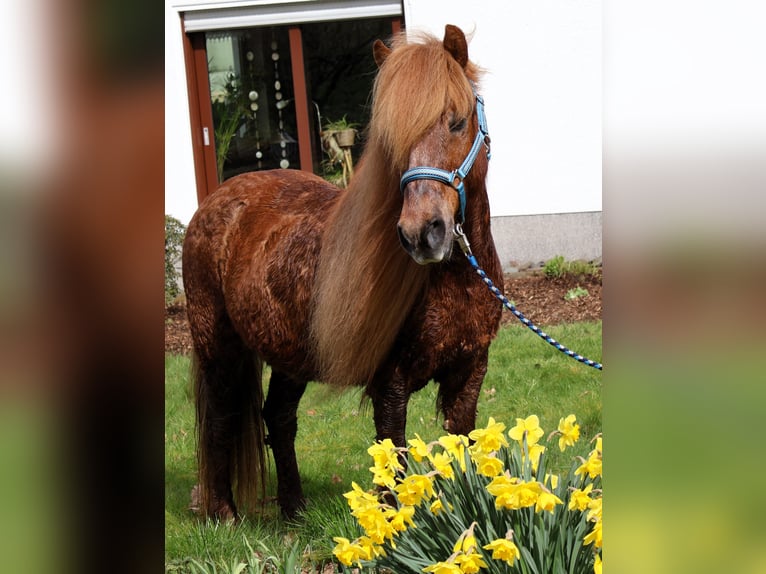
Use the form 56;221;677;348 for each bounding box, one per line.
373;39;392;67
443;24;468;68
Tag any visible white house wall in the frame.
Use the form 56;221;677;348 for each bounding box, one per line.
165;2;198;225
165;0;602;264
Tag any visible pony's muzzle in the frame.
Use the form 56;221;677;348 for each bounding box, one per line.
397;217;449;264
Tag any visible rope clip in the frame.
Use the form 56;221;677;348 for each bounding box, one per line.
454;223;473;256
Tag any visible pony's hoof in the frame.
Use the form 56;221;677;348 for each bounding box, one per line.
214;507;239;523
280;497;307;520
189;484;239;522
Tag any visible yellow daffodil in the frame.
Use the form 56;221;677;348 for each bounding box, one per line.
344;416;604;573
587;501;602;523
385;505;416;532
508;414;544;446
408;434;430;462
429;497;452;515
575;438;602;479
428;451;455;480
568;484;594;511
343;482;379;513
367;438;403;472
594;552;602;574
355;507;395;544
575;450;602;479
485;473;514;491
452;531;477;554
535;489;563;513
369;463;397;488
354;506;382;533
583;518;602;549
512;481;543;509
438;434;469;471
487;476;541;510
422;561;462;574
544;472;560;490
455;552;487;573
331;537;357;566
473;453;504;477
483;538;520;566
468;416;508;453
444;525;487;573
357;535;383;560
394;473;435;506
357;535;386;561
557;414;580;452
333;536;381;567
523;443;546;473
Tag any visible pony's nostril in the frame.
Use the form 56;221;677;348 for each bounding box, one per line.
397;224;414;252
423;218;446;250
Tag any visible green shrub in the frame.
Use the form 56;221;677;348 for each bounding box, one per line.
543;256;599;280
565;260;600;278
165;215;186;304
543;255;566;279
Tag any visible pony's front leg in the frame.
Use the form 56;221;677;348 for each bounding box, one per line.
263;371;308;518
438;353;490;436
369;371;415;506
369;372;412;447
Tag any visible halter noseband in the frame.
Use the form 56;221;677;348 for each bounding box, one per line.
399;89;490;224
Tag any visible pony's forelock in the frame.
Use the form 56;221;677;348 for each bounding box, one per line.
369;30;482;170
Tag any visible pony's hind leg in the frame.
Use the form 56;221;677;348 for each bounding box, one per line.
193;326;267;522
263;370;308;518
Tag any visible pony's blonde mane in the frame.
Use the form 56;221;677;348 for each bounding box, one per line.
371;31;481;171
311;30;482;387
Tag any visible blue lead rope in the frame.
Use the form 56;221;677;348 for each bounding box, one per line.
455;225;603;371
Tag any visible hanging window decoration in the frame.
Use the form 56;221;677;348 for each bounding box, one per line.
245;50;263;170
271;37;290;169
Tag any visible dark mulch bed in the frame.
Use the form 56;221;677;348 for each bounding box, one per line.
165;302;194;356
165;270;601;355
498;271;602;328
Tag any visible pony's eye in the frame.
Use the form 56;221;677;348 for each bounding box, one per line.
449;117;467;133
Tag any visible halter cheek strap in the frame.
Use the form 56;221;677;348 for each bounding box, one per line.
399;91;490;224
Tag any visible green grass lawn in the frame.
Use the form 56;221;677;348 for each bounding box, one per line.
165;321;601;573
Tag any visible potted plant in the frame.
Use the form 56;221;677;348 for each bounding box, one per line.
322;115;359;147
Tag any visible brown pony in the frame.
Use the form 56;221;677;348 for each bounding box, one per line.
183;25;503;520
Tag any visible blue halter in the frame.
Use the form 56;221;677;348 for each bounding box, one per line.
399;90;490;224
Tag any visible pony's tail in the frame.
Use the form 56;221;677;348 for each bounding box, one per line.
193;350;268;517
232;352;267;515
